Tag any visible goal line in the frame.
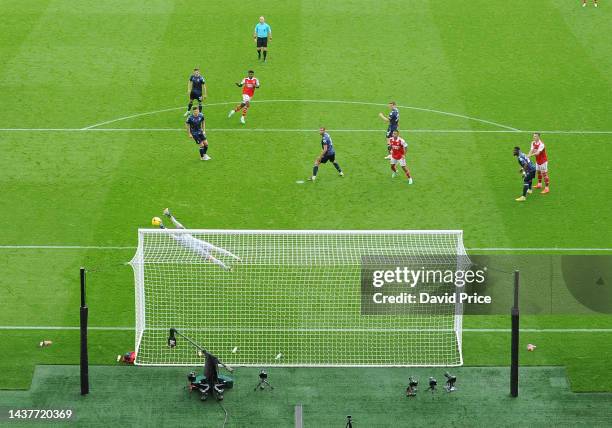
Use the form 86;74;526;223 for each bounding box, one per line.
1;326;610;333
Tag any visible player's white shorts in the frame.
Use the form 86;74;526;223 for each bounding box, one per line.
242;94;252;103
390;157;407;167
536;162;548;172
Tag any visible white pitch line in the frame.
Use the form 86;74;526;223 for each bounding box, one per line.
529;130;612;135
1;326;611;333
469;247;612;251
465;329;612;333
80;105;188;130
1;128;612;134
0;245;135;249
0;326;133;331
252;99;522;132
0;245;609;251
78;99;521;131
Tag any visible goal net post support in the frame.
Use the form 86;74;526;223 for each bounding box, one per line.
510;269;520;397
130;229;468;367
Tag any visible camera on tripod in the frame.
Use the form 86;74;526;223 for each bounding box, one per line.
405;377;418;397
254;369;274;391
444;372;457;392
428;377;437;390
406;373;458;397
167;328;234;402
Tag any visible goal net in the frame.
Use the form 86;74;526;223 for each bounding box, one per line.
129;229;468;367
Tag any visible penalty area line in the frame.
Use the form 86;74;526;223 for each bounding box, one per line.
1;128;612;135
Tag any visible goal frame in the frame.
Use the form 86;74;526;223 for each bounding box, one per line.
130;228;466;367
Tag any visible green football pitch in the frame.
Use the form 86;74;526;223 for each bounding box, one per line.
1;0;611;425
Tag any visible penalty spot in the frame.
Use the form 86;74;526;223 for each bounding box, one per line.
295;180;305;184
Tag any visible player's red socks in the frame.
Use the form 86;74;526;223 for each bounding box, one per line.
404;169;411;178
242;108;247;117
543;173;550;187
537;171;542;184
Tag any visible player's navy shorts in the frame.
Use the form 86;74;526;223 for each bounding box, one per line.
523;170;536;183
190;90;203;101
320;153;336;163
257;37;268;48
386;127;398;138
192;131;207;144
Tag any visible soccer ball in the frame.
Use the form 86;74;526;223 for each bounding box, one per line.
151;217;162;227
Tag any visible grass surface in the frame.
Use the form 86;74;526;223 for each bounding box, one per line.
1;365;611;427
3;328;612;392
1;0;611;424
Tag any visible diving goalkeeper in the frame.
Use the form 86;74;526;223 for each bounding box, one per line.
152;208;240;271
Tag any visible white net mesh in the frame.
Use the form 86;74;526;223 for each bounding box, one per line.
130;230;466;367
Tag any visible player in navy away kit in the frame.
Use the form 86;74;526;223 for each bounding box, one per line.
309;128;344;181
513;146;536;201
184;68;207;117
185;107;211;160
379;101;399;159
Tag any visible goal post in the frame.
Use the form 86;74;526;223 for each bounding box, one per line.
129;229;468;367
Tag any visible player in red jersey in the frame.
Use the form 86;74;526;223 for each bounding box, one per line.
527;132;549;194
388;130;413;184
228;70;260;124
